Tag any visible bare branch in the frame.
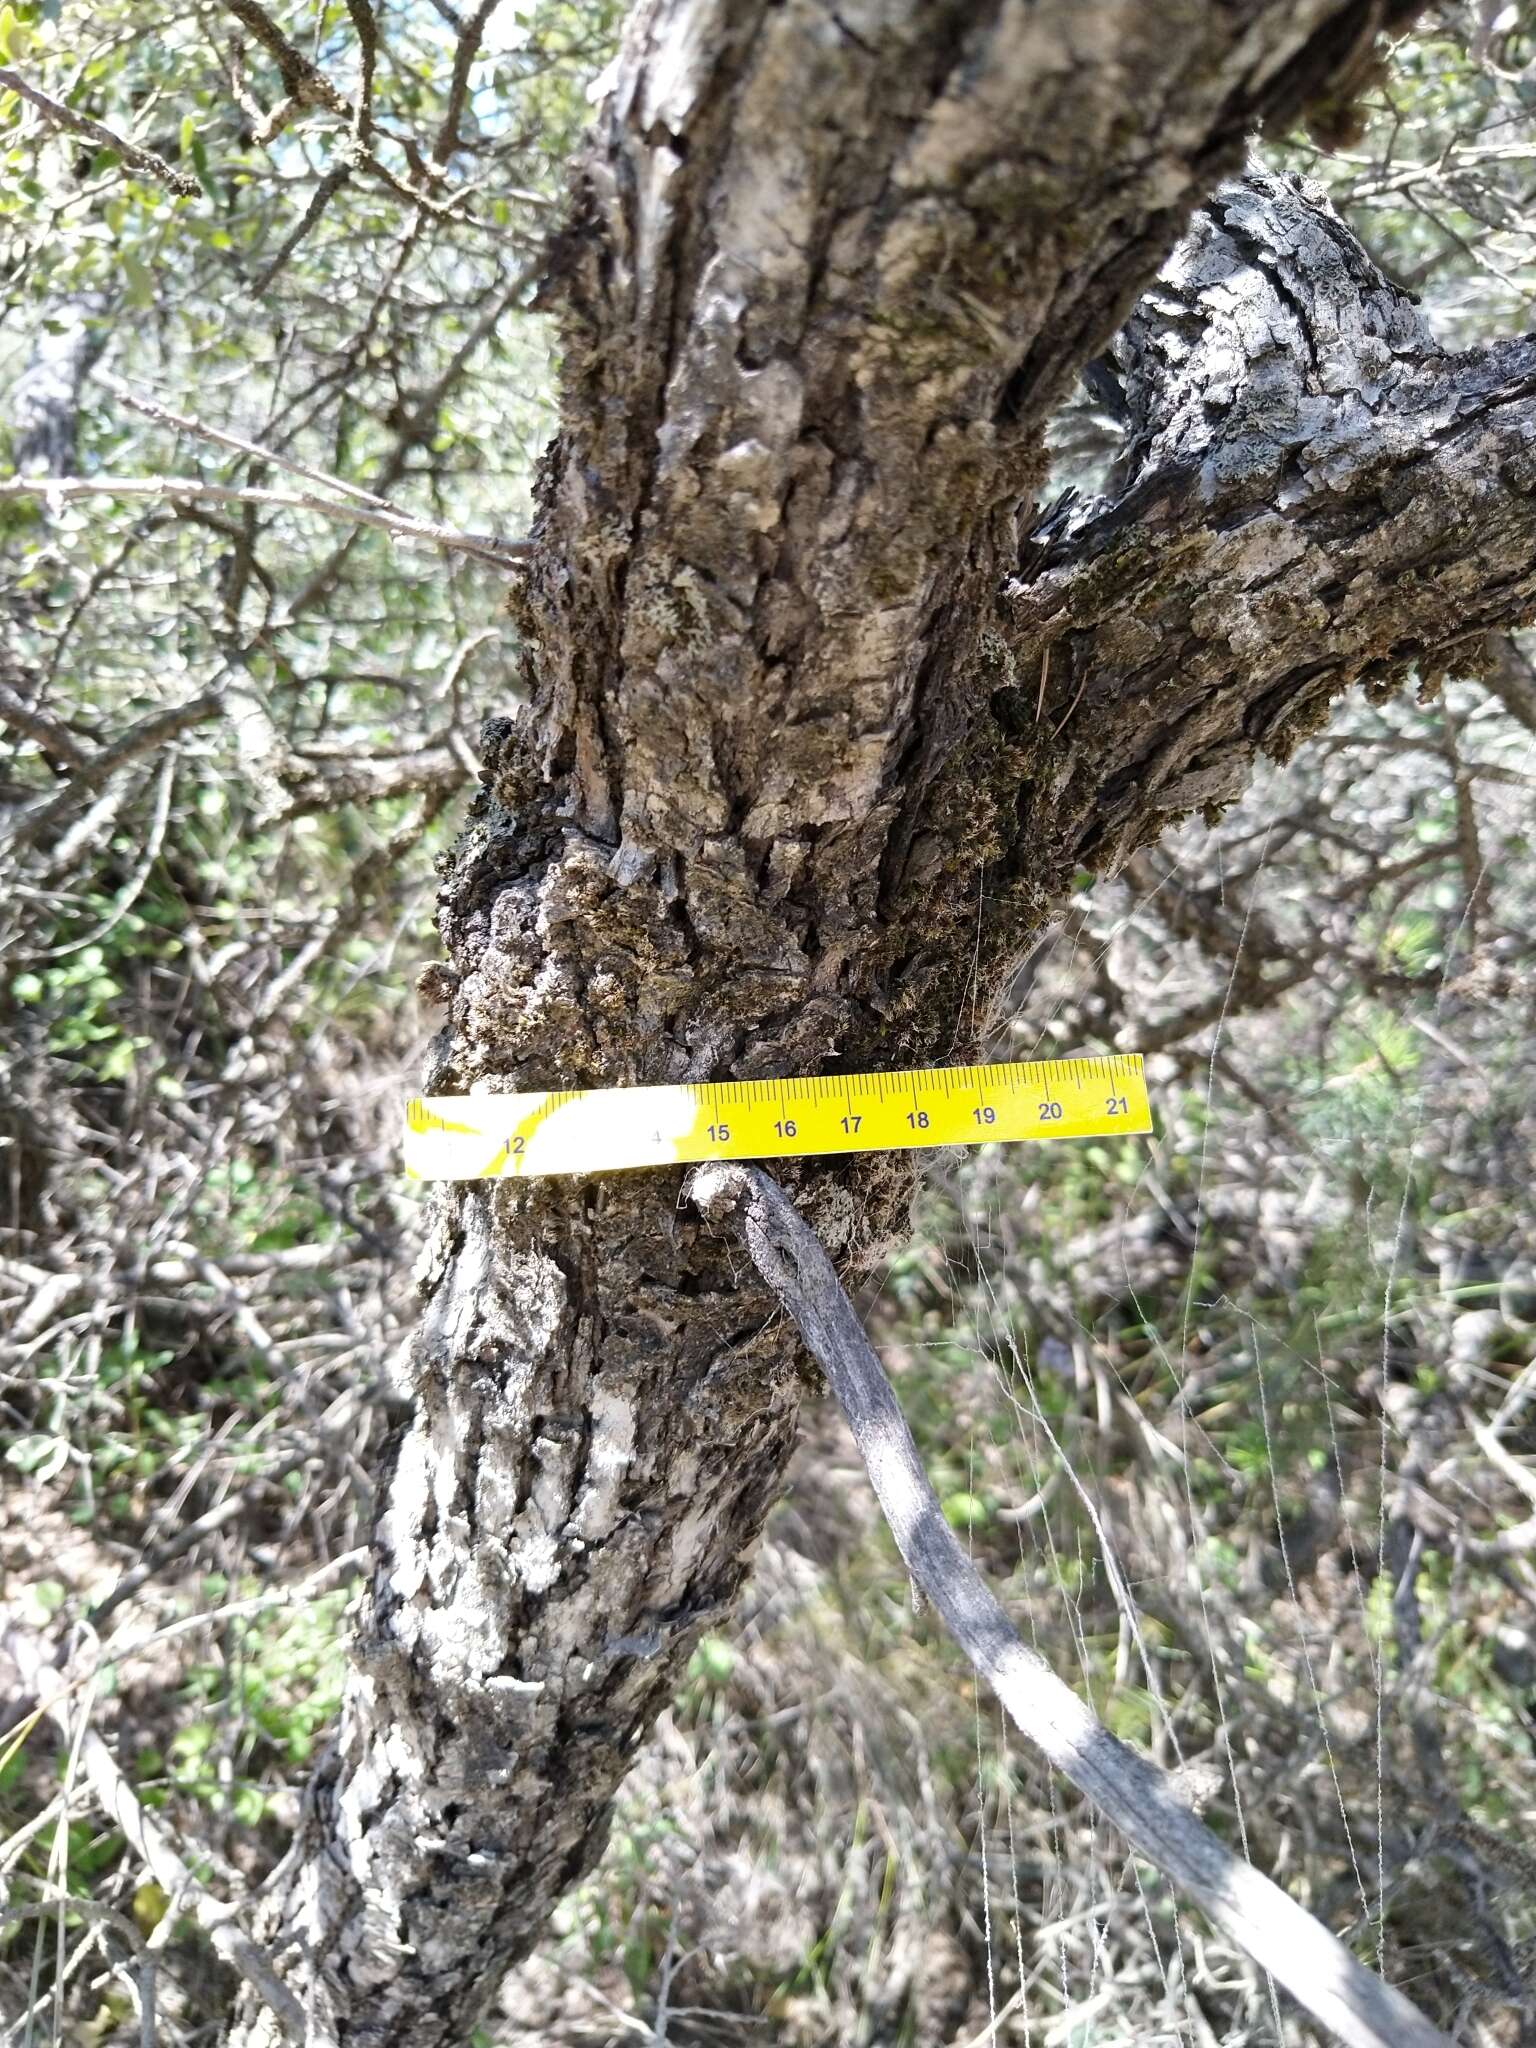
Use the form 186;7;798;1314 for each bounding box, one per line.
277;742;466;817
0;65;199;196
1483;634;1536;733
278;262;537;622
216;0;352;118
6;689;224;849
3;1627;307;2043
86;1450;314;1631
0;473;531;570
0;675;90;768
435;0;504;164
35;747;176;959
99;374;397;510
691;1161;1455;2048
213;2;502;227
251;162;351;292
345;0;378;147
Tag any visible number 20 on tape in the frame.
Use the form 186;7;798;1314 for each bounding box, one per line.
404;1055;1151;1181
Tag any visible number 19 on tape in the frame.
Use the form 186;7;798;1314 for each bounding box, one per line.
404;1055;1151;1181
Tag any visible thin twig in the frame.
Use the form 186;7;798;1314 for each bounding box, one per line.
36;748;176;959
251;163;351;293
85;1454;327;1628
6;689;225;851
435;0;503;163
690;1162;1454;2048
3;1628;306;2043
99;374;395;510
0;66;198;196
7;1551;367;1755
0;473;532;569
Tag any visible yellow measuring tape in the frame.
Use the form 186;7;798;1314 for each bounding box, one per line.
404;1055;1150;1180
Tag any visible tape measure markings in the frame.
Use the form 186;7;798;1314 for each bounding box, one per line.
404;1054;1150;1181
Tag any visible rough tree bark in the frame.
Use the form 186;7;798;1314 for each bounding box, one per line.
225;2;1536;2041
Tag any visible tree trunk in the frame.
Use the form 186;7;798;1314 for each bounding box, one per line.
12;296;106;477
226;5;1536;2043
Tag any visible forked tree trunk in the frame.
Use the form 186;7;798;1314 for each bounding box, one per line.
224;3;1536;2041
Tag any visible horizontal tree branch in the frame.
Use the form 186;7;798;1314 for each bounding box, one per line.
276;742;468;816
946;173;1536;945
0;473;531;571
691;1161;1452;2048
99;374;399;511
1312;732;1536;786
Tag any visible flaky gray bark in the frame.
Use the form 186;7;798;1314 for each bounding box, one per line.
1004;169;1536;876
223;4;1536;2044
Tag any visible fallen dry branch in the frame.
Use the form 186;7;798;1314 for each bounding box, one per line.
689;1160;1453;2048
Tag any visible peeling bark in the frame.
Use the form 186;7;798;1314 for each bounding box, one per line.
220;7;1524;2045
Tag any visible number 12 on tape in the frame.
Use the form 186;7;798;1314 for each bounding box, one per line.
404;1055;1151;1181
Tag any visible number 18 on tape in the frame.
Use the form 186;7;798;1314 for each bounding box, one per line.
404;1055;1151;1181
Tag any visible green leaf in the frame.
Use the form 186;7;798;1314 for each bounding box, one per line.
120;246;154;310
230;1783;266;1825
687;1635;736;1686
133;1882;171;1937
6;1433;69;1480
190;133;218;202
19;1577;67;1626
